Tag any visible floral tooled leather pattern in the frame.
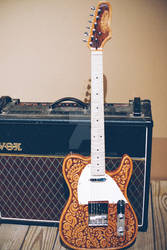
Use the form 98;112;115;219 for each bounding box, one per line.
59;155;138;249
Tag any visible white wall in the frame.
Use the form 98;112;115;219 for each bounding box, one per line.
0;0;167;137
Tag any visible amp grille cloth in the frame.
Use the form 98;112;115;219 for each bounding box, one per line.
0;155;144;225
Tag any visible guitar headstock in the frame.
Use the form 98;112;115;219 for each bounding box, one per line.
86;1;112;50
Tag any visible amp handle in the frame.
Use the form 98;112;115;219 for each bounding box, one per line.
50;97;88;109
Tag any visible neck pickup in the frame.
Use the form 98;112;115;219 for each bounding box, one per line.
90;177;106;182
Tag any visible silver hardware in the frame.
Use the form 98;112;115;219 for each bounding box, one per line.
89;214;108;227
117;200;125;237
84;32;89;37
98;8;102;14
88;201;108;227
91;6;95;10
93;29;96;34
117;213;125;236
82;39;88;43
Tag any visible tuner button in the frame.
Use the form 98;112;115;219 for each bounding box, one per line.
96;16;99;20
90;14;94;17
82;39;88;42
91;6;95;10
84;32;89;36
88;20;92;23
94;22;97;27
86;26;90;29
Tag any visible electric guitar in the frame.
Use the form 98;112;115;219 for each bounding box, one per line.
59;2;138;249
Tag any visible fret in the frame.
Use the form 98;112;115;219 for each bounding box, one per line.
91;50;105;178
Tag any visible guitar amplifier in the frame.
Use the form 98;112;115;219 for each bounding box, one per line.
0;96;153;231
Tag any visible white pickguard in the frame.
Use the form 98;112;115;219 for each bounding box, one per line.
78;164;127;204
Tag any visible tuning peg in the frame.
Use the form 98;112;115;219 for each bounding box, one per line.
84;32;89;37
86;26;90;30
88;20;92;24
89;14;94;17
91;6;95;11
98;8;102;14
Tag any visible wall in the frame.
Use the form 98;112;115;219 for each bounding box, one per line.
0;0;167;178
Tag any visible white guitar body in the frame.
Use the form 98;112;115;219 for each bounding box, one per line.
78;163;127;205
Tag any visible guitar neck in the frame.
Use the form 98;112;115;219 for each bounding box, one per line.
91;50;105;178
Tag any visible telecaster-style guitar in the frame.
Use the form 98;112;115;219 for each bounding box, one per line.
59;2;138;249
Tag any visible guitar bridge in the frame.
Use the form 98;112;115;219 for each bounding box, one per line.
88;201;108;227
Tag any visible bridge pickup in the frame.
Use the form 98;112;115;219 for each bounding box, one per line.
88;201;108;227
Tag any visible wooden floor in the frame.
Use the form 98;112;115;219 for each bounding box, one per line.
0;180;167;250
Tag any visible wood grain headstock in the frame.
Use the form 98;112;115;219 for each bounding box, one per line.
88;1;112;50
